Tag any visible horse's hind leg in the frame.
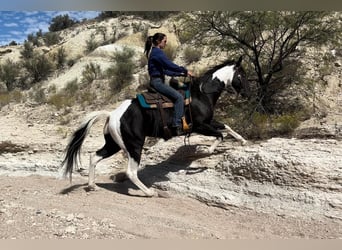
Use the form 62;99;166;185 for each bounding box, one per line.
88;133;121;191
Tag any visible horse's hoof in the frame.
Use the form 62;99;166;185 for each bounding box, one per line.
85;185;99;192
240;139;248;146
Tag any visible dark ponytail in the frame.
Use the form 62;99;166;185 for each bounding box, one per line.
144;32;166;58
144;36;153;58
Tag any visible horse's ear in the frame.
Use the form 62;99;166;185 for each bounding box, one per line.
236;56;243;67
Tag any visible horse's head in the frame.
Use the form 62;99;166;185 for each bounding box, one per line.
229;56;250;99
203;56;250;99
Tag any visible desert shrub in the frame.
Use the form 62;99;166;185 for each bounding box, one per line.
272;114;300;135
47;79;78;109
183;46;202;64
81;63;101;84
0;92;11;107
20;41;34;59
96;26;108;42
64;78;79;95
0;59;20;91
54;46;67;69
43;32;61;46
178;30;193;44
249;112;270;139
79;91;96;108
27;33;41;47
47;92;75;110
0;90;24;108
164;45;177;61
85;33;99;53
22;53;53;83
30;86;47;104
107;47;135;92
11;89;24;102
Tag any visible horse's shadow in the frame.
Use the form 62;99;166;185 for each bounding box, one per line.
60;143;223;197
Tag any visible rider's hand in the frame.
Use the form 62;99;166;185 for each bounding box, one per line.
187;71;194;77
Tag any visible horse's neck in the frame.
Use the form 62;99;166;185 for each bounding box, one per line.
197;78;224;108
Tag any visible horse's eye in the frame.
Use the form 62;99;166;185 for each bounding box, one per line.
237;74;241;79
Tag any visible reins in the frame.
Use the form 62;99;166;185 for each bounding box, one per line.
183;76;194;146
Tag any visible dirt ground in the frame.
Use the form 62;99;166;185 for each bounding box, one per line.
0;174;341;239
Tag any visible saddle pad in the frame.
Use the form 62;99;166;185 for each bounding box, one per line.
137;89;191;109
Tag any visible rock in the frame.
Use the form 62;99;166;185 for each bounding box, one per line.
64;226;76;234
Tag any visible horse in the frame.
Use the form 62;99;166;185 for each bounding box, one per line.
61;56;251;197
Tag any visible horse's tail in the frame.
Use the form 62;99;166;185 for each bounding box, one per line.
61;111;111;183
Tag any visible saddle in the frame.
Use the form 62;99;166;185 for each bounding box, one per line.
136;87;191;109
136;84;192;139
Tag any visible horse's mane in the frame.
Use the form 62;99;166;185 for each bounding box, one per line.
201;59;236;77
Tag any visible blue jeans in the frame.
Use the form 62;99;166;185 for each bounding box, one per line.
150;77;184;127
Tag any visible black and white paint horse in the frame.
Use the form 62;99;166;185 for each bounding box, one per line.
61;56;250;197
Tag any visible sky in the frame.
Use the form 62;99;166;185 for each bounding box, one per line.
0;11;100;46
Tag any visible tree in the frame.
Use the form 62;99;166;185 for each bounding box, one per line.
49;14;77;32
181;11;342;111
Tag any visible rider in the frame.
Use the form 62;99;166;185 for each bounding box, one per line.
144;32;193;136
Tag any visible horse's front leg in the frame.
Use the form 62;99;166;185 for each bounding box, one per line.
224;124;247;145
210;119;247;145
194;123;224;154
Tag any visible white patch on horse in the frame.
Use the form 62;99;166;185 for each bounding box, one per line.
212;65;235;87
108;99;132;152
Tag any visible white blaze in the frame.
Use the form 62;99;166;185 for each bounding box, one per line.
212;65;235;87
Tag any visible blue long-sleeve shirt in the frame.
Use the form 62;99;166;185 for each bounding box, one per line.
148;47;188;78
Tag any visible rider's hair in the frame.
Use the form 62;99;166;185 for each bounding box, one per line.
144;32;166;58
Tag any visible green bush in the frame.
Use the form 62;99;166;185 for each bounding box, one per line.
273;114;300;135
55;46;67;69
178;30;193;44
31;86;47;104
0;92;11;107
107;47;135;92
0;90;24;108
20;41;34;59
48;92;75;110
64;78;79;94
250;112;269;139
82;63;101;84
164;45;177;61
183;46;202;64
44;32;61;46
22;53;53;83
0;59;20;91
85;33;99;53
49;14;77;32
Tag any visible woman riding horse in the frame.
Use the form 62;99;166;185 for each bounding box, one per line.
144;32;193;136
